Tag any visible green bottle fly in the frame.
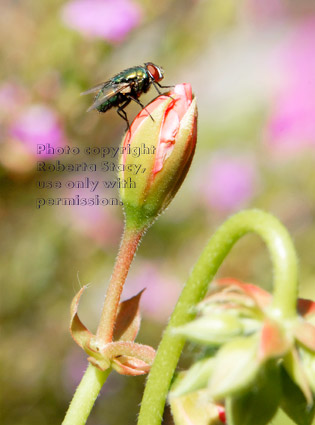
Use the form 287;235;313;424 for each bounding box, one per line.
81;62;171;127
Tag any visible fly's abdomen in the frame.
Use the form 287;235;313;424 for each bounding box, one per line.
94;86;119;112
96;100;112;113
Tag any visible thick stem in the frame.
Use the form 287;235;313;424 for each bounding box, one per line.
62;364;111;425
96;225;144;343
137;209;299;425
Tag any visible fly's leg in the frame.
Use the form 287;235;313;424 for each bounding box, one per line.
117;98;131;131
152;82;162;95
152;82;175;100
153;82;174;93
128;96;155;122
156;82;174;89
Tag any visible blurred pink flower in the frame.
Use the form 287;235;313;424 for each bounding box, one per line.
245;0;285;24
9;104;66;158
61;0;142;43
123;263;182;322
267;18;315;156
200;154;258;213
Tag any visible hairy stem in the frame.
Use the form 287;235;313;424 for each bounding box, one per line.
62;364;111;425
137;209;299;425
96;225;144;343
62;225;143;425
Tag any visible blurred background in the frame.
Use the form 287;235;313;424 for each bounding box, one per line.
1;0;315;424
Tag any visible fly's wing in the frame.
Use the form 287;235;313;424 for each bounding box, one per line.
80;82;110;96
84;82;132;112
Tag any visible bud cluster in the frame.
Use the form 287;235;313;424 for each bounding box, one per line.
170;278;315;425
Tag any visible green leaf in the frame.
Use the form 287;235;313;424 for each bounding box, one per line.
226;362;281;425
280;366;315;425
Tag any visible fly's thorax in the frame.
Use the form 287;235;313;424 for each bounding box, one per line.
134;67;151;94
109;67;149;96
112;66;146;83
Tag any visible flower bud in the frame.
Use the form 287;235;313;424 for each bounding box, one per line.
119;83;197;229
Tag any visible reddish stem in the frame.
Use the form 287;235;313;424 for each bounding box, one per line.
96;226;144;343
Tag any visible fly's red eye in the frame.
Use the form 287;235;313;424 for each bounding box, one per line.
147;64;163;82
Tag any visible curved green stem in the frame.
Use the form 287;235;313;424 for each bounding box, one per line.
137;209;299;425
62;364;111;425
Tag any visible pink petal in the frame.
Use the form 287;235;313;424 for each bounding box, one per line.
153;83;193;174
217;278;272;309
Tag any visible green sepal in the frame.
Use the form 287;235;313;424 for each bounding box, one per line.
69;286;155;374
113;289;145;342
119;98;171;209
173;314;243;346
300;346;315;394
169;357;215;398
69;285;100;357
226;362;281;425
280;366;315;425
283;348;312;404
209;336;260;400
